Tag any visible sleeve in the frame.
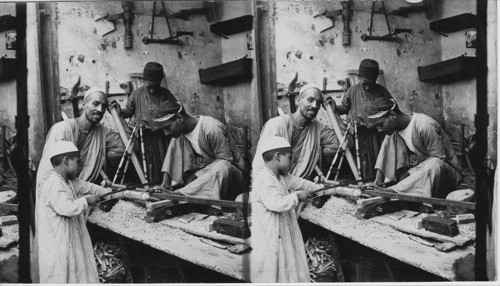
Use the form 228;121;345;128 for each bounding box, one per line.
336;88;352;115
207;123;233;161
258;184;299;213
105;126;125;154
121;90;137;118
319;121;339;148
48;188;88;217
282;174;323;193
418;121;446;160
73;178;111;197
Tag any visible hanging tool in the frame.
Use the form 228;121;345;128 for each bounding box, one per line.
361;0;413;42
113;125;138;184
142;1;195;45
69;76;81;117
170;2;215;21
94;2;134;48
389;0;432;19
313;1;351;45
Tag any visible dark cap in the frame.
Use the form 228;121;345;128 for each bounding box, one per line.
358;59;379;82
143;62;164;85
366;97;397;128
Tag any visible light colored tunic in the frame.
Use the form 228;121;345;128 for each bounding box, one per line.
250;167;321;283
36;172;109;283
375;113;463;197
36;119;122;200
252;115;337;180
162;116;246;200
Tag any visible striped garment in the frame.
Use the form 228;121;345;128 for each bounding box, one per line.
36;172;109;283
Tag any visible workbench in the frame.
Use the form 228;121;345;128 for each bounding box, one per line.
300;196;475;281
88;200;250;282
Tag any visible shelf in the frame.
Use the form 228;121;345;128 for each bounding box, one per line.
417;56;477;83
429;13;477;34
199;58;252;85
210;15;253;36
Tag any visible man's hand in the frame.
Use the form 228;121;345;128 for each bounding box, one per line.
295;191;312;202
108;100;121;115
85;195;101;206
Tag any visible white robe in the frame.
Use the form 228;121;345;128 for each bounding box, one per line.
36;172;109;283
250;167;320;283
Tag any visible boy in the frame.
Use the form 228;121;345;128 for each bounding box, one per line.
250;136;323;283
36;141;111;283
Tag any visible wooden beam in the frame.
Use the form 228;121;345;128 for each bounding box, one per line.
150;194;251;210
0;203;17;212
357;196;387;206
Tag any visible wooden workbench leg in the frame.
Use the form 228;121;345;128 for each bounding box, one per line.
118;237;134;283
329;233;345;282
383;256;395;282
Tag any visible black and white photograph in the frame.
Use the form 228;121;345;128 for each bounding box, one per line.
0;0;497;284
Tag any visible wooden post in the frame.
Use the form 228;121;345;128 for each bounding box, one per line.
14;3;31;282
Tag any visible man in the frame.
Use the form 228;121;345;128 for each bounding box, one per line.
333;59;393;179
252;83;338;180
36;87;124;199
367;97;463;198
152;100;246;200
112;62;177;184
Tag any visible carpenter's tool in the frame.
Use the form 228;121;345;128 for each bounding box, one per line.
308;178;373;199
142;1;195;45
361;0;413;42
313;0;351;45
389;2;432;19
353;121;362;179
314;9;342;33
138;126;149;185
109;106;147;183
113;125;138;184
95;2;134;48
325;122;353;180
98;182;156;202
150;193;251;211
170;2;215;21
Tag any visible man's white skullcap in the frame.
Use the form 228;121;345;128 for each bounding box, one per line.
48;140;79;159
298;83;322;98
259;136;291;153
84;87;106;100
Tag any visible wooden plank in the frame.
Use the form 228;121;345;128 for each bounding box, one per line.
0;203;17;212
0;215;18;226
0;237;17;249
370;214;473;246
150;194;251;210
160;213;247;245
357;197;387;206
362;189;475;210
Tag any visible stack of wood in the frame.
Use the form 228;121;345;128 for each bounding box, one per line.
93;241;126;283
305;236;336;282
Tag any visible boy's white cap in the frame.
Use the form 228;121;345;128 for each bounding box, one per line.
260;136;291;153
48;141;79;159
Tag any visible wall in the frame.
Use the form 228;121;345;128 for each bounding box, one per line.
274;0;443;126
55;1;224;131
219;1;260;156
0;3;17;141
439;0;477;141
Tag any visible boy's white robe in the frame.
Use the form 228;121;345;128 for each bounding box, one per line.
36;172;109;283
250;167;320;283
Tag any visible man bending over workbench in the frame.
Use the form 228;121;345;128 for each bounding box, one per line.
253;83;339;181
366;97;463;198
152;100;246;200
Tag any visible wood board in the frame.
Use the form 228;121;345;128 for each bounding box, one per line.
369;210;475;247
160;213;249;245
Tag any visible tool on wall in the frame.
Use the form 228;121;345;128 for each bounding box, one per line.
361;0;413;42
69;76;81;117
142;1;195;45
389;0;432;19
313;0;352;45
94;2;134;49
170;2;216;22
